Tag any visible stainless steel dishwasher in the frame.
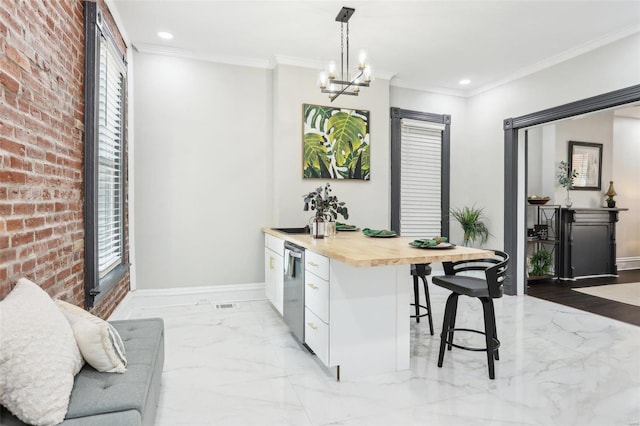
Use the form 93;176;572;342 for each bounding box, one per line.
283;241;305;343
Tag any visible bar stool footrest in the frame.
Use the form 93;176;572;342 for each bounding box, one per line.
442;328;500;352
410;303;430;318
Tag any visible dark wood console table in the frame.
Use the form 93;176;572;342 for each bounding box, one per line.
557;208;628;280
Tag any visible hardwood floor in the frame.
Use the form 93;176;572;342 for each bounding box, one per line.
527;269;640;326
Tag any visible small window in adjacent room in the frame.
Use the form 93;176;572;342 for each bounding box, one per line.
84;2;128;307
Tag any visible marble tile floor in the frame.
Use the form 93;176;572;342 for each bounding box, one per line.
112;284;640;426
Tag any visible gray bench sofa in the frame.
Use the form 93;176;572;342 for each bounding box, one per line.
1;318;164;426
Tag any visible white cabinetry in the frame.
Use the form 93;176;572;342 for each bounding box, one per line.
304;251;330;366
264;234;284;315
303;249;410;380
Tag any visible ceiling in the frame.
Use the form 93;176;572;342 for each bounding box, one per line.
110;1;640;96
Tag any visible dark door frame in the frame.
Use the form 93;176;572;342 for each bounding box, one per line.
503;84;640;295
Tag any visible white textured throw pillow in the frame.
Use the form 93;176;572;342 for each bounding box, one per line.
54;299;127;373
0;278;84;426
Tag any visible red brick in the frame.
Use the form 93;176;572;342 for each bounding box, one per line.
25;217;45;228
6;44;31;72
6;219;23;231
0;72;20;94
10;156;32;171
21;258;36;272
13;203;35;215
0;137;26;156
35;228;53;239
0;249;17;263
12;232;35;246
0;170;27;184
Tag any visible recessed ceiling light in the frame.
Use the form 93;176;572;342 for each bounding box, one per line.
157;31;174;40
459;79;471;86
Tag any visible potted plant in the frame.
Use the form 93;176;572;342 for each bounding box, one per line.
303;183;349;221
450;205;490;247
529;249;552;277
556;161;578;207
303;183;349;237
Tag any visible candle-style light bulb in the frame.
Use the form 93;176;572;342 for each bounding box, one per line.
358;50;367;70
327;61;336;80
363;65;372;84
318;71;328;89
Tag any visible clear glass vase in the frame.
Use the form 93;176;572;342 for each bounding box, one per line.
565;189;573;208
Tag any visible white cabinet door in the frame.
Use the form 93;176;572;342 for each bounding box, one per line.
264;247;283;315
274;252;283;315
305;307;329;366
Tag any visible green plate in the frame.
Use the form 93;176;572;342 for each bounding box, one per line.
362;228;397;238
336;223;358;231
410;240;455;249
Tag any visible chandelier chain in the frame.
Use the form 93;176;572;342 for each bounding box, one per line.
340;22;344;81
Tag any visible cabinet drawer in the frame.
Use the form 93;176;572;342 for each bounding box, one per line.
305;272;329;323
305;250;329;281
305;308;329;366
265;234;284;255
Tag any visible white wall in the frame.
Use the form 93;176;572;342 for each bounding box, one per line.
272;64;391;229
613;116;640;259
131;32;640;291
132;52;273;289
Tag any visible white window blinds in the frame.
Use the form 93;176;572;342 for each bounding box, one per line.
399;119;444;237
97;36;125;277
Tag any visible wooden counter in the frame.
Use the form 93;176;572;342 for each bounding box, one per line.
262;227;493;267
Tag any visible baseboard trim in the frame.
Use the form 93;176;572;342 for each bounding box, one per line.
108;283;266;320
618;256;640;271
132;282;265;297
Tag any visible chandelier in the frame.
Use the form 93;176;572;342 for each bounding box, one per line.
318;7;372;102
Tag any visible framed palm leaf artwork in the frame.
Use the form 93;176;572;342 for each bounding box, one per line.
303;103;370;180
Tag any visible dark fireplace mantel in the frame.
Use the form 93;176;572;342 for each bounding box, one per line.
558;207;628;280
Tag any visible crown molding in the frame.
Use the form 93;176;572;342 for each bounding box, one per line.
273;55;325;70
468;23;640;97
133;42;273;69
389;78;467;98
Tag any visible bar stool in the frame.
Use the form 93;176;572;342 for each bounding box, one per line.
410;263;434;335
432;250;509;379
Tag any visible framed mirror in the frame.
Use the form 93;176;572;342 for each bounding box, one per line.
568;141;603;190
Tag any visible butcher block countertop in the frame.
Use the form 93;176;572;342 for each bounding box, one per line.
263;227;494;267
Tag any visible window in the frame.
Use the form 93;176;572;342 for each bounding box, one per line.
390;108;451;238
84;2;128;307
399;119;445;237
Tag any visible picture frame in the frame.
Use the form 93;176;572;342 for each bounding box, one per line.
302;103;370;180
568;141;602;190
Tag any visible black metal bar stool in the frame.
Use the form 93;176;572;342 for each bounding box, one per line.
431;250;509;379
410;263;434;335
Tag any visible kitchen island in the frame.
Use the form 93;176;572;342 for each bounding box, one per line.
263;228;493;380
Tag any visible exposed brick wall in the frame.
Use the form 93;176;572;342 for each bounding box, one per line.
0;0;128;319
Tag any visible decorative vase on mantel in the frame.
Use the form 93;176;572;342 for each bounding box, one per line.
565;189;573;208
